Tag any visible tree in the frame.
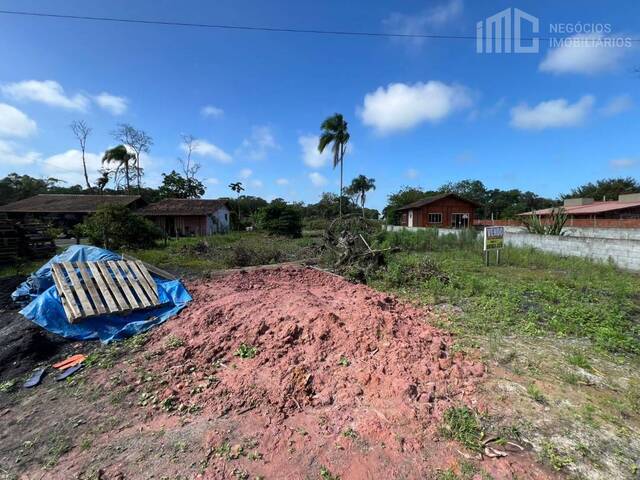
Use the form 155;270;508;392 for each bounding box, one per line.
158;170;205;199
229;182;245;229
256;201;303;237
0;173;62;205
95;169;110;193
383;186;435;224
345;175;376;218
70;120;92;189
438;179;488;206
102;145;135;193
112;124;153;191
565;177;640;201
318;113;350;218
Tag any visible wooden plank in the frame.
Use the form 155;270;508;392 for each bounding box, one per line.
76;262;107;315
62;262;95;318
118;260;151;308
108;261;139;309
133;259;160;296
51;263;81;321
127;261;159;304
87;262;119;313
96;261;129;311
121;253;175;280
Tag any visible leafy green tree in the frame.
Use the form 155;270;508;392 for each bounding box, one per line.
565;177;640;201
383;186;436;224
438;179;488;205
318;113;350;218
0;173;62;205
79;204;161;250
256;201;303;237
229;182;245;229
345;175;376;218
158;170;205;199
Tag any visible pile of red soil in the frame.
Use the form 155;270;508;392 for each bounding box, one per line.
141;266;488;477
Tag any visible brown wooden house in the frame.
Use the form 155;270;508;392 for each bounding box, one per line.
397;193;481;228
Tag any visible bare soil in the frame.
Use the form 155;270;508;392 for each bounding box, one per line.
0;267;557;479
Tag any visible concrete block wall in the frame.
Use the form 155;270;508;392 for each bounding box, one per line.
504;232;640;271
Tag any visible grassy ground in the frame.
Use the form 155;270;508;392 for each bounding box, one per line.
369;229;640;479
123;231;323;275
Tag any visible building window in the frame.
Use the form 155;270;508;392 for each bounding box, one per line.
428;213;442;224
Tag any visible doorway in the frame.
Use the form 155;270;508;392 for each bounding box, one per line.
408;210;414;227
451;213;469;229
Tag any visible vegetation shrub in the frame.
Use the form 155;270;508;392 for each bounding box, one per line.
376;228;479;252
79;204;162;250
256;202;303;237
383;255;450;287
227;243;285;267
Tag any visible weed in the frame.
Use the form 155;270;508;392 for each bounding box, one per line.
338;356;350;367
342;427;358;439
319;466;340;480
526;383;547;404
44;433;72;468
165;335;185;350
162;395;178;412
80;438;92;451
235;343;258;359
0;378;17;393
540;440;574;470
440;406;483;452
567;351;593;371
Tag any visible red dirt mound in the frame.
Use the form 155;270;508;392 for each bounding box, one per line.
142;266;492;478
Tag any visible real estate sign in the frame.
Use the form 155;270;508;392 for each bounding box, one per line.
483;226;504;250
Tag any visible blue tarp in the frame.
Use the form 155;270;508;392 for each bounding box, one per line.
13;245;191;343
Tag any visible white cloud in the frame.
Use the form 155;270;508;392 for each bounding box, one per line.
383;0;463;47
206;177;220;185
0;103;37;138
201;105;224;118
601;94;633;116
187;139;232;163
406;168;419;179
276;178;289;185
309;172;328;187
359;81;472;133
610;158;637;169
237;125;279;160
94;92;128;115
0;139;40;166
42;149;102;185
250;179;263;188
299;134;331;168
239;168;253;179
1;80;89;110
539;34;630;75
510;95;595;130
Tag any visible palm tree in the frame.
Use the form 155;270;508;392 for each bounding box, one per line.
102;145;134;193
229;181;245;230
318;113;350;218
346;175;376;218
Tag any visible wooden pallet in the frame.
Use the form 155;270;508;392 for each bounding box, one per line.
51;260;163;323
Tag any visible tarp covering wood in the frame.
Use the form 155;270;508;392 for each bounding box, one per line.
12;245;191;343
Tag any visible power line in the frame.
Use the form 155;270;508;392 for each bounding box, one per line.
0;9;556;41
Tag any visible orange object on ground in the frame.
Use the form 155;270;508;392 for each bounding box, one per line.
52;354;86;370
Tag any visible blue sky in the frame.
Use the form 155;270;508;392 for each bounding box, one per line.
1;0;639;211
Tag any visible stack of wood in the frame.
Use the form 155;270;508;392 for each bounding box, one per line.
16;219;56;259
0;217;19;264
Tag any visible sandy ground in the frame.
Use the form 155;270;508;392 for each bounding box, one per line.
0;267;557;479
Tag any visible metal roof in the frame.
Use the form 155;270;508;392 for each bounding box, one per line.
397;193;482;211
137;198;228;216
0;194;143;213
520;200;640;216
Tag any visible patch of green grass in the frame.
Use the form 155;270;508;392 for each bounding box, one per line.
0;378;18;393
342;427;358;439
567;351;593;371
319;466;340;480
540;440;574;470
526;383;547;404
439;406;483;452
44;432;72;468
338;356;350;367
234;343;258;359
368;240;640;355
165;335;185;350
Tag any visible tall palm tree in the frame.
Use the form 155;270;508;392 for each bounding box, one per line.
102;145;134;193
229;181;245;230
318;113;350;218
346;175;376;218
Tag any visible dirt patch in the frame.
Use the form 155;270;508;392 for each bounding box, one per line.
2;267;557;479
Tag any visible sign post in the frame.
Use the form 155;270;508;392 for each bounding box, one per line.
483;226;504;265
